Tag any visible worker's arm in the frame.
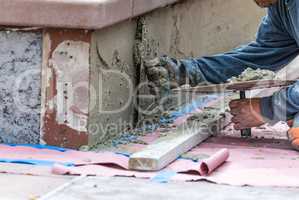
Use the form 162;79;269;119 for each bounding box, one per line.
228;2;299;126
146;3;298;87
261;81;299;122
175;3;299;124
230;81;299;129
145;3;299;123
179;4;298;85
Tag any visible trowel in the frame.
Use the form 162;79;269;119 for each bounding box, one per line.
172;79;295;137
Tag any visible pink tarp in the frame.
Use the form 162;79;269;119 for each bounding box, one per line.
49;137;299;187
1;136;299;187
0;144;128;167
0;95;297;186
51;148;229;177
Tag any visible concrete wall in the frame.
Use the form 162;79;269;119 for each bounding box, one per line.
89;0;265;144
143;0;265;58
136;0;266;115
0;0;265;146
89;21;137;145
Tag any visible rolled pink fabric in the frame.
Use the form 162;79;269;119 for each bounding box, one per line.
200;148;229;176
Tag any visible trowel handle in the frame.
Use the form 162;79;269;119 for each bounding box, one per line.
240;91;252;138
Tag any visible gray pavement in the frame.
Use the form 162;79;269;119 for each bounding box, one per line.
43;176;299;200
0;173;72;200
1;172;299;200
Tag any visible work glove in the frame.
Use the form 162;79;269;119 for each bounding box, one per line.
229;98;266;130
144;56;186;97
287;113;299;151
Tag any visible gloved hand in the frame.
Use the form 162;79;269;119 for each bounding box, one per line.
143;56;185;97
287;113;299;151
229;98;266;130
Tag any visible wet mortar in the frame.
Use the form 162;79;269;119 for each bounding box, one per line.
228;68;276;83
88;25;277;152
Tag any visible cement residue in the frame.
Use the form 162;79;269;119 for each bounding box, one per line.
87;124;158;151
228;68;276;83
134;17;166;109
91;27;138;150
134;17;187;116
0;31;42;144
88;106;175;151
90;26;159;151
134;17;159;68
186;106;226;134
187;108;218;125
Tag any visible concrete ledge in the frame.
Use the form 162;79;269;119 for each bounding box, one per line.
133;0;178;16
0;0;179;29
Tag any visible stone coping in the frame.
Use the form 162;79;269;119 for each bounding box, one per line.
0;0;179;29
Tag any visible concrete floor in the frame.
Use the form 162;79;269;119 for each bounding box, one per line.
30;176;299;200
1;172;299;200
0;173;72;200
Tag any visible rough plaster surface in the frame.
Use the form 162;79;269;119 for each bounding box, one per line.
0;31;41;144
143;0;265;58
90;21;137;145
135;0;266;114
89;0;265;144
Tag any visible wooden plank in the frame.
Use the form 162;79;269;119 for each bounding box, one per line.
129;108;228;171
129;125;211;171
172;80;295;94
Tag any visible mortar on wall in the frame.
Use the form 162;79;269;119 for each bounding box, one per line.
88;0;265;148
89;21;138;147
0;0;265;147
134;0;266;123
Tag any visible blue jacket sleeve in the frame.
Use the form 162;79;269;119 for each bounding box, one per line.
261;81;299;123
180;5;298;85
178;3;299;122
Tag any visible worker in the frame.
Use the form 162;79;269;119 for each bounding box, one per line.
144;0;299;150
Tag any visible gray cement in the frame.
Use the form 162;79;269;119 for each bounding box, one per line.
135;0;265;115
0;173;72;200
228;68;276;83
89;21;137;146
88;0;265;148
142;0;265;59
45;176;299;200
0;31;42;144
